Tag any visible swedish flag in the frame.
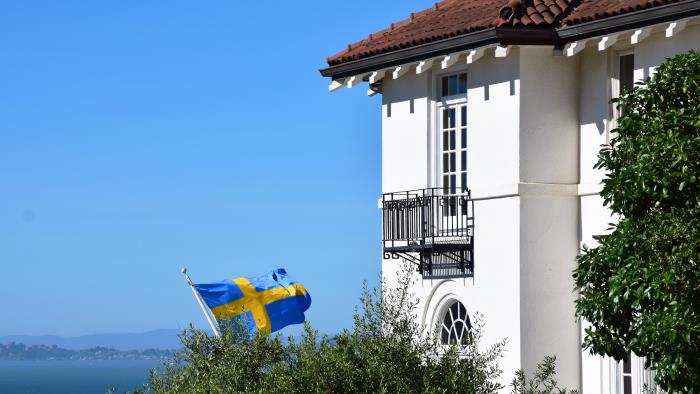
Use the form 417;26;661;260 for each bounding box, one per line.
194;268;311;335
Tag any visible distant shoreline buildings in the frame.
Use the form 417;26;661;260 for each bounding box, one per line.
0;342;174;361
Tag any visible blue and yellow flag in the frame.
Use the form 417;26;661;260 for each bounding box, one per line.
194;268;311;335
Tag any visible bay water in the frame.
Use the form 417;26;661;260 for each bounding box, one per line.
0;360;160;394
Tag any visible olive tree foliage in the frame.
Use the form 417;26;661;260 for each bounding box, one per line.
573;50;700;393
510;356;573;394
132;264;573;393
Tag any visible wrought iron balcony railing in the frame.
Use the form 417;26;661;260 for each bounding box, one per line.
382;188;474;276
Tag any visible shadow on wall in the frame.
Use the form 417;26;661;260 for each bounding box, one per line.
420;253;474;280
381;49;520;110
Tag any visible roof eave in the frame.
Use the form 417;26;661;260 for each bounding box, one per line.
319;28;501;79
319;0;700;80
319;27;561;79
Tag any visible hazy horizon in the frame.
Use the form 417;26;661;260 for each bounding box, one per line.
0;329;182;351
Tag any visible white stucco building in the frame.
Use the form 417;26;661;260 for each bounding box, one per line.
321;1;700;392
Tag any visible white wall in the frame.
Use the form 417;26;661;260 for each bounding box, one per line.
634;22;700;81
467;49;520;188
417;196;522;389
519;192;580;390
382;49;522;194
578;21;700;189
578;46;609;187
518;46;581;390
381;49;524;390
381;70;430;193
519;46;580;184
379;21;700;394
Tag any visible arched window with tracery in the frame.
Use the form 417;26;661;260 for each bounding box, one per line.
440;301;472;345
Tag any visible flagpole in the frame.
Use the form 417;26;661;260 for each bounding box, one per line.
181;268;222;337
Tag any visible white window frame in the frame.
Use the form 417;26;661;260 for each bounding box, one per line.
439;299;472;345
607;49;635;138
432;67;469;194
611;351;659;394
618;351;634;394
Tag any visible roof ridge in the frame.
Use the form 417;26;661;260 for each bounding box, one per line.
492;0;580;27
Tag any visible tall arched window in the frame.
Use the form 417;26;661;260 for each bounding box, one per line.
440;301;472;345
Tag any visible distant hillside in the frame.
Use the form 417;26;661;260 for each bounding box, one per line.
0;329;182;351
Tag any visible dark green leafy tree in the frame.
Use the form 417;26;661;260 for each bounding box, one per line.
574;50;700;392
130;264;574;393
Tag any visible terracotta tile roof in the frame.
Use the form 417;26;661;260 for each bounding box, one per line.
560;0;685;26
326;0;504;66
326;0;687;66
492;0;577;27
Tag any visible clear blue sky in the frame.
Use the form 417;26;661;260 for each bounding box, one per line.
0;1;429;336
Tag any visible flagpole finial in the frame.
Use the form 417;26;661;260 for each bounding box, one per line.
181;267;187;274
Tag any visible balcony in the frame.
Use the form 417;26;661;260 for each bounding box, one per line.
382;188;474;277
